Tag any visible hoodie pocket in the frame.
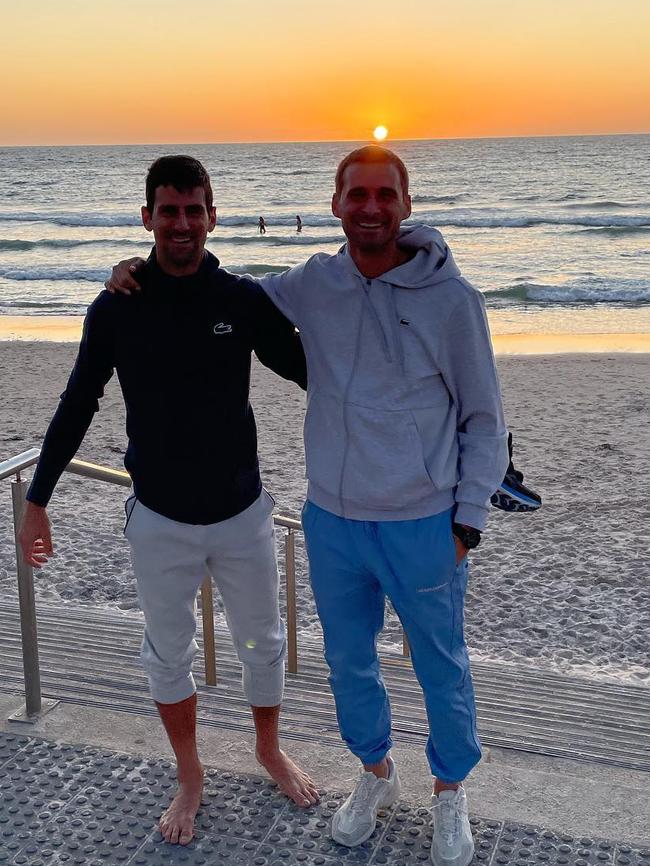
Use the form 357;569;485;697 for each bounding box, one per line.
303;391;347;494
340;404;438;510
411;404;460;493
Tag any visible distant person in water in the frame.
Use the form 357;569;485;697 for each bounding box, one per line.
296;215;302;233
258;216;267;234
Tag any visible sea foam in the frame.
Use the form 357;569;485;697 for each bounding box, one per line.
488;278;650;305
0;266;109;282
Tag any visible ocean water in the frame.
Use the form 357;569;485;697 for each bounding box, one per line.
0;135;649;335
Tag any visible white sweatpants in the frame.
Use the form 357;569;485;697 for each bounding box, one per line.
124;489;286;706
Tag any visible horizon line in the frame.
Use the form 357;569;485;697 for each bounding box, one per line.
1;130;649;149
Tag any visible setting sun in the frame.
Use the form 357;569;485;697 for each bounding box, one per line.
373;126;388;141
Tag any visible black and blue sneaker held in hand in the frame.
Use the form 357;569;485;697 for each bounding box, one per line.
491;433;542;513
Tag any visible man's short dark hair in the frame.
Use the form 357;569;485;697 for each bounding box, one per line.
145;155;213;212
335;146;409;196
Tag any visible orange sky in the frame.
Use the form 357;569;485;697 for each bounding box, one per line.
2;0;649;145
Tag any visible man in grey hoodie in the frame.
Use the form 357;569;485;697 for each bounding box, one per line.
260;146;510;866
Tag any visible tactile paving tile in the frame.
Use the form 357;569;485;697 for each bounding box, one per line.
2;740;97;805
13;754;179;865
0;742;174;866
72;751;176;822
198;769;289;843
615;847;650;866
0;733;30;770
256;794;390;863
260;854;356;866
494;824;616;866
15;805;154;866
0;740;98;861
132;830;266;865
374;805;501;865
9;808;150;866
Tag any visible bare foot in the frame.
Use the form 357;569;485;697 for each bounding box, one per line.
159;770;204;845
256;748;319;807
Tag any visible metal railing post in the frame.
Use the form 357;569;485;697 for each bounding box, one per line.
200;577;217;686
284;528;298;673
11;475;42;717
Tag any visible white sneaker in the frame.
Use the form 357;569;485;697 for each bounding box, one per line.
431;787;475;866
331;758;401;847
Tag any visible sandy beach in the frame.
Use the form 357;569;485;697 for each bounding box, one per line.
1;341;648;685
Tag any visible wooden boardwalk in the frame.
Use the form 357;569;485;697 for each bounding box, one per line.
1;602;648;772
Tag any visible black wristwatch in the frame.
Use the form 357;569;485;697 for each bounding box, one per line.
452;523;482;550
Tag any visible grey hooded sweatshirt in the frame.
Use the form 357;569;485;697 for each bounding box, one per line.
261;224;509;530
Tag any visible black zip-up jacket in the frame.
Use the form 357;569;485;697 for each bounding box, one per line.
27;250;307;524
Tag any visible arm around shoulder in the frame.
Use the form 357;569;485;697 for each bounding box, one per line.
259;262;308;326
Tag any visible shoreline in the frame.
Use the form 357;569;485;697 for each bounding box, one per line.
1;315;650;353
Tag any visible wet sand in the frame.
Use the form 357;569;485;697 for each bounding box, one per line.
1;314;649;354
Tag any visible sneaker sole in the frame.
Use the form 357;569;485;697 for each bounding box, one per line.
332;820;379;848
496;483;542;508
431;840;475;866
332;781;401;848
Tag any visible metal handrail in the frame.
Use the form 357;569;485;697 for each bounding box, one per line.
0;448;41;481
0;447;306;720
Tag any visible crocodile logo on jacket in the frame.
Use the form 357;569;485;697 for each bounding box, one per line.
213;322;233;335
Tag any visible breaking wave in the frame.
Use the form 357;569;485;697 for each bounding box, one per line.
225;264;289;277
0;263;289;283
563;200;646;210
411;194;468;204
0;266;109;282
0;211;141;227
486;279;650;305
0;299;89;313
571;225;650;238
0;238;149;252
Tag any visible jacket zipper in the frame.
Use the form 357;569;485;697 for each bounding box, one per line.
361;278;393;363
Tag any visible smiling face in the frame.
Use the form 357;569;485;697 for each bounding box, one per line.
141;185;216;276
332;161;412;260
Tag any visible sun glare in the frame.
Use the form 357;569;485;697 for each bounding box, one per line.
373;125;388;141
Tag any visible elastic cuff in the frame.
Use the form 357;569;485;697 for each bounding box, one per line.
242;668;285;707
454;503;488;531
355;737;393;767
148;673;196;705
26;490;49;508
245;690;284;707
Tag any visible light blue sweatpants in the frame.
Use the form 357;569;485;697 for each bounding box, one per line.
302;500;481;783
124;490;286;707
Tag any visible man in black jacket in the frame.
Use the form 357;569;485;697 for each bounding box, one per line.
19;156;318;846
